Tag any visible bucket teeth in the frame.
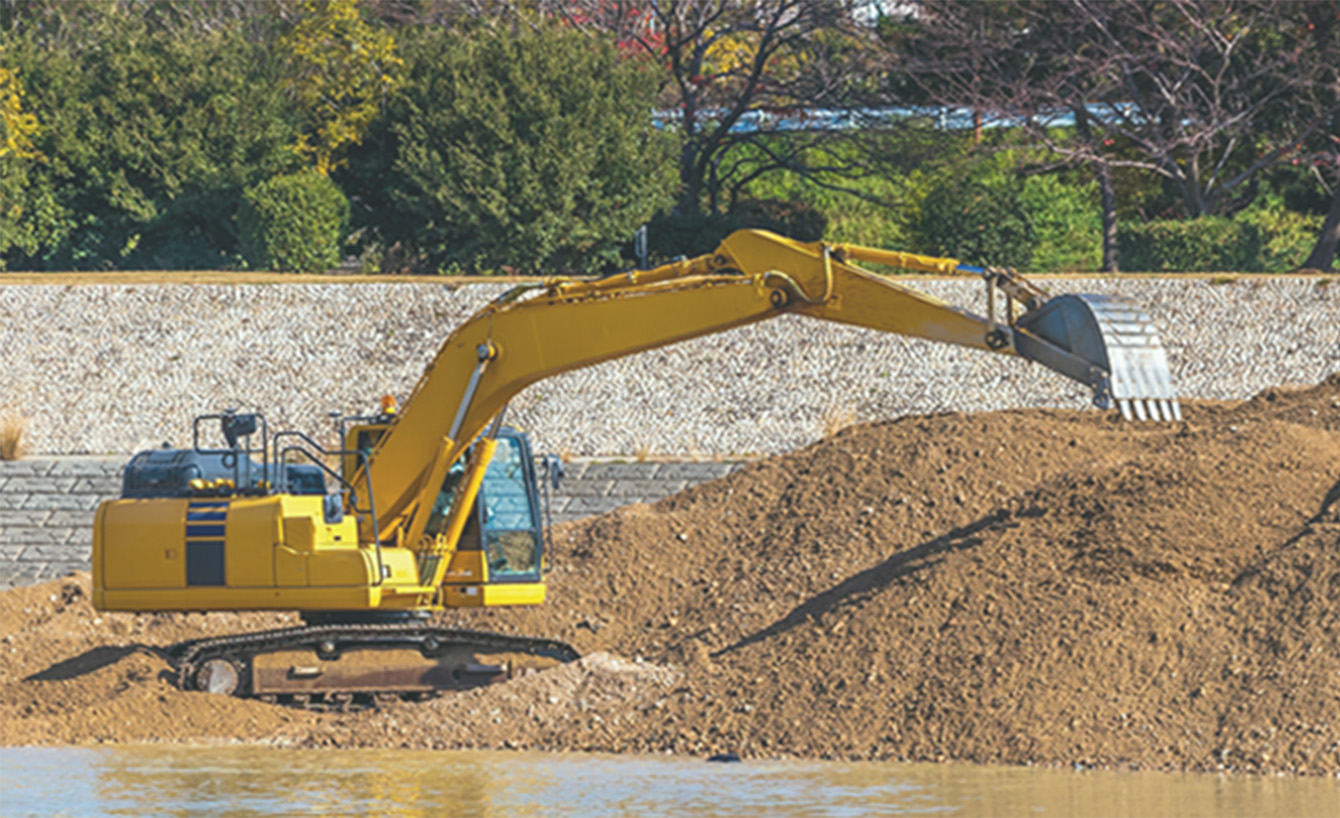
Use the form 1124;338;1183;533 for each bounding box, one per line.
1117;397;1184;422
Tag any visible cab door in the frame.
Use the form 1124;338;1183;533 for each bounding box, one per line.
478;430;544;582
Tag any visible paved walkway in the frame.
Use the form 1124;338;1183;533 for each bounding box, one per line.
0;457;739;587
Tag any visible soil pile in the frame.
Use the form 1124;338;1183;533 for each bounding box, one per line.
3;376;1338;774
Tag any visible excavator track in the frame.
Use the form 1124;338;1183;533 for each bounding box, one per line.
168;624;579;711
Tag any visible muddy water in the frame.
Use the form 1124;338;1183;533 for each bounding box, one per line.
2;747;1337;818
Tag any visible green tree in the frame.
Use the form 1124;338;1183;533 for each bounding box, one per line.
898;1;1327;271
571;0;888;221
0;8;298;270
918;177;1035;269
379;24;679;274
0;64;39;160
279;0;403;176
0;60;58;268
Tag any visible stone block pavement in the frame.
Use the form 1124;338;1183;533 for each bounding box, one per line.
0;456;742;588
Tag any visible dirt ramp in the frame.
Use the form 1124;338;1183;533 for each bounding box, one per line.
476;409;1173;655
693;415;1339;772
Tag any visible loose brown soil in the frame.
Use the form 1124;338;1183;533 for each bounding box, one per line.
3;376;1338;775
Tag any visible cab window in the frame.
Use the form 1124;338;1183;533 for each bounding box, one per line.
480;436;539;579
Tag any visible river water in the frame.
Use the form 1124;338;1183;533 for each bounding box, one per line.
1;746;1336;817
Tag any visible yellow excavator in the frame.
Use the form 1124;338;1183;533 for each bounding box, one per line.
91;230;1180;707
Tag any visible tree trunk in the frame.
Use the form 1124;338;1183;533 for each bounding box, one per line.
1091;159;1119;273
676;142;701;217
1074;104;1119;272
1301;184;1340;271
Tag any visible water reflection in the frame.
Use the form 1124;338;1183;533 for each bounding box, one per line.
0;746;1336;818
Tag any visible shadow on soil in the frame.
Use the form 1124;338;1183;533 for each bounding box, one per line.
24;645;165;682
714;509;1026;658
1232;474;1340;587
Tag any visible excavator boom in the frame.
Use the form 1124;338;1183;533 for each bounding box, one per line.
358;230;1179;545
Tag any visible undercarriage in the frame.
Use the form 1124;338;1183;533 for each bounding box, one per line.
168;623;579;711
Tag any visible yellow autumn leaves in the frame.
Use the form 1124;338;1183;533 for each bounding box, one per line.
0;64;41;161
279;0;404;176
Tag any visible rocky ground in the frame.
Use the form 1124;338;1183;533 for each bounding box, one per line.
1;376;1338;776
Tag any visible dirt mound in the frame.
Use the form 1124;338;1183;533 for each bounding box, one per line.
2;377;1338;774
0;581;314;745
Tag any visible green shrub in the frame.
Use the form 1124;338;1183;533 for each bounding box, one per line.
0;160;67;270
1020;175;1101;272
0;11;298;271
381;24;678;275
644;209;736;260
732;142;1102;271
645;199;827;261
918;179;1034;269
1117;218;1261;272
239;172;349;273
729;199;827;242
1237;196;1323;273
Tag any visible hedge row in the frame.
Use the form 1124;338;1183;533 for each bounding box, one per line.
1116;218;1259;273
239;173;350;273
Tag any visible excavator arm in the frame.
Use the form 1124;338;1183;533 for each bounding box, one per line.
356;230;1179;546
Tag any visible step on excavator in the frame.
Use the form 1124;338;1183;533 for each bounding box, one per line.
92;230;1181;708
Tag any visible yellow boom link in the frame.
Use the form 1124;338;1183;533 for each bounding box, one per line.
830;242;966;276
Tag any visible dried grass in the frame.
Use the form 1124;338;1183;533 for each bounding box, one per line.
0;409;28;461
633;443;653;463
821;405;858;439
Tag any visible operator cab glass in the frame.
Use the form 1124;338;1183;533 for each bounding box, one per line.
284;464;327;496
480;434;542;580
354;428;384;468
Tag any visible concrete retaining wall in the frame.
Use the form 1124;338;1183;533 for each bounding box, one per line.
0;456;739;588
3;277;1337;458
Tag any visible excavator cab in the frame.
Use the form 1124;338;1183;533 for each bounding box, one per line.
426;429;546;582
467;430;546;580
97;412;572;702
342;420;547;586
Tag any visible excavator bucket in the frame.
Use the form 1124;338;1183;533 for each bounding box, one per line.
1013;294;1182;422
